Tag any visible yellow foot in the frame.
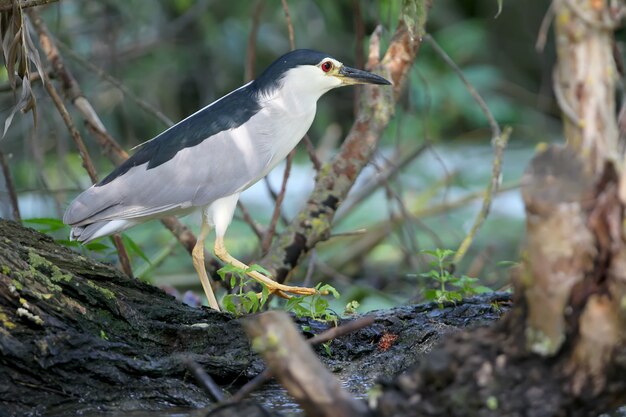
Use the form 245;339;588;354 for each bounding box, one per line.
214;240;327;299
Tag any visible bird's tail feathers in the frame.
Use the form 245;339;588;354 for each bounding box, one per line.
70;219;138;243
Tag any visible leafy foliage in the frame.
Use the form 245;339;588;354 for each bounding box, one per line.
419;248;492;308
219;263;270;316
285;283;340;324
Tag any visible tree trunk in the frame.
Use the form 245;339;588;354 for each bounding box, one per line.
372;2;626;416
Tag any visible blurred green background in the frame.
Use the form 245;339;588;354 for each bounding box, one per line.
0;0;562;311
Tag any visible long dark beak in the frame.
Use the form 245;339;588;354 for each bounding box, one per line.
338;65;391;85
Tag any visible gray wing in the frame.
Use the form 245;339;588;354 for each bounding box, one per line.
63;125;273;227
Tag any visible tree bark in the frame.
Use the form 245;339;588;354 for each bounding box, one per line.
0;219;509;416
0;219;252;416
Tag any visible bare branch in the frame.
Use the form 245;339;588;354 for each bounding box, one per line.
280;0;295;50
424;34;501;139
245;0;265;82
536;1;555;52
0;0;57;12
261;150;294;254
56;40;173;127
233;314;374;404
303;134;322;171
452;127;511;266
237;201;265;241
0;150;20;221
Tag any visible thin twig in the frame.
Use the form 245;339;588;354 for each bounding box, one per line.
302;249;316;286
280;0;296;50
111;235;133;279
57;40;173;127
260;0;297;252
184;357;225;402
245;0;265;82
42;73;98;183
452;127;511;266
536;1;555;52
336;143;428;222
0;150;20;221
261;150;294;253
424;34;501;139
353;0;365;115
424;34;509;267
31;10;134;278
0;71;42;93
230;315;374;403
303;134;322;171
0;0;57;12
237;201;265;241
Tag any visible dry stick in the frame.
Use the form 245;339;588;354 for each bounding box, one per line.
280;0;296;50
261;0;297;252
336;143;428;223
56;40;173;127
261;150;294;254
237;201;265;241
42;77;97;182
29;11;135;277
183;357;225;402
0;0;57;11
231;315;374;403
423;34;508;267
245;0;265;83
0;150;21;221
303;134;322;171
41;72;134;276
0;71;42;93
244;312;369;417
535;0;555;52
330;182;520;273
452;127;510;267
352;0;365;115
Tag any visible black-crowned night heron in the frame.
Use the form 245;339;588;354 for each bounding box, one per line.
63;49;391;311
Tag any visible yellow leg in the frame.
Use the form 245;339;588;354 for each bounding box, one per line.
213;236;326;297
192;215;220;311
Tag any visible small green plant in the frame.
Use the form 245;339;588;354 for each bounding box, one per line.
420;248;492;308
343;300;360;315
285;283;340;324
219;263;270;316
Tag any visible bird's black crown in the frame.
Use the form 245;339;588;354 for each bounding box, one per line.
254;49;333;94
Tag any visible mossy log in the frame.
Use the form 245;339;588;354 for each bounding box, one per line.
0;219;252;416
0;219;510;416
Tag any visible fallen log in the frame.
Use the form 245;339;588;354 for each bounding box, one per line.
0;219;510;416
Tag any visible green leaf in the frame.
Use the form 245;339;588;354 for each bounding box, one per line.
317;283;340;298
55;239;80;248
23;217;66;233
84;242;111;252
473;285;493;294
218;264;245;281
121;234;150;264
246;263;271;276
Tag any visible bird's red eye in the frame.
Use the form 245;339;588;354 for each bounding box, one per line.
321;61;333;72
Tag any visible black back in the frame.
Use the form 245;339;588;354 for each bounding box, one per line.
97;49;331;186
